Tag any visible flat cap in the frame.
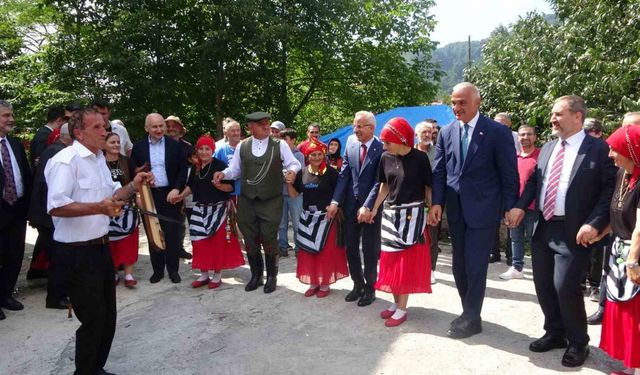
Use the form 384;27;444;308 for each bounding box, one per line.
270;121;285;130
245;111;271;122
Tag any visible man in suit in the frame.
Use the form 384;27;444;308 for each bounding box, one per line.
327;111;383;306
131;113;188;283
29;105;65;168
0;100;32;320
429;82;519;339
512;95;616;367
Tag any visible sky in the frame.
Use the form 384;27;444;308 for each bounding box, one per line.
429;0;553;46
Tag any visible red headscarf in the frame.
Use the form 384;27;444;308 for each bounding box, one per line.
606;124;640;188
380;117;414;148
303;137;328;175
48;128;61;145
195;135;216;170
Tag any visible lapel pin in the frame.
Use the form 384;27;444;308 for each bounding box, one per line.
479;132;484;136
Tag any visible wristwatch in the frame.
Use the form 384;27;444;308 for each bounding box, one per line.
627;260;640;269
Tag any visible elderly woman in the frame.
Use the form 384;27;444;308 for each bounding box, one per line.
326;137;343;170
104;132;139;287
597;125;640;375
178;135;244;289
286;139;349;297
369;117;432;327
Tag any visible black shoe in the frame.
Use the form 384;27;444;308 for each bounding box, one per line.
449;314;465;329
488;254;501;263
179;250;192;260
587;308;604;325
245;276;264;291
168;272;181;283
46;297;70;310
0;296;24;311
529;334;568;352
99;369;117;375
561;344;589;367
279;248;289;258
0;308;5;320
357;290;376;306
264;276;277;293
345;284;364;302
149;273;164;283
446;317;482;339
263;253;279;293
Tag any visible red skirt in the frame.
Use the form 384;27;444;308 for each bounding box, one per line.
192;221;245;271
108;227;139;268
600;296;640;368
375;231;432;295
296;223;349;286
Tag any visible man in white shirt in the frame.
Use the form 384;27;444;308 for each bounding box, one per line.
213;111;301;293
45;108;151;375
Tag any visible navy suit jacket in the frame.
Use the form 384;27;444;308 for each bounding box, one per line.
131;136;188;191
432;114;519;228
515;132;616;248
0;136;32;225
332;135;383;211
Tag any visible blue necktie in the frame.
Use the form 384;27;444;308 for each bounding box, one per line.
461;123;470;161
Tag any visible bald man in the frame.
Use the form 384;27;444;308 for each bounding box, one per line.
131;113;188;283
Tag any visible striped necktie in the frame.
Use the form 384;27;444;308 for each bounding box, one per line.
542;140;567;220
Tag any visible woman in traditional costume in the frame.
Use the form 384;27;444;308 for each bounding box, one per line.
286;138;349;297
369;117;432;327
179;135;244;289
326;137;343;170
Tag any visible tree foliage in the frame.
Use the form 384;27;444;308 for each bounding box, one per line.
1;0;441;140
467;0;640;136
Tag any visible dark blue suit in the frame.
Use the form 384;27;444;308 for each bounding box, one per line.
432;114;518;320
332;135;383;291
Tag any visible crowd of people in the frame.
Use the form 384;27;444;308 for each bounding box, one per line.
1;81;639;375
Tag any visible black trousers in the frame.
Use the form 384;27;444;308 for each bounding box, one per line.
587;234;609;287
344;203;381;291
34;226;67;303
57;241;116;375
0;199;27;298
532;219;590;346
150;188;182;275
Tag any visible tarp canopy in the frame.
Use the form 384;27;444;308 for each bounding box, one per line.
320;105;456;152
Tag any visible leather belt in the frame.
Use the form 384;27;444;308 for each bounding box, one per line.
548;216;565;222
66;235;109;247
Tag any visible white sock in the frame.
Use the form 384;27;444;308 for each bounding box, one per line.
391;309;406;319
211;271;222;283
386;303;397;312
125;274;134;281
319;285;329;291
632;368;639;375
197;271;209;282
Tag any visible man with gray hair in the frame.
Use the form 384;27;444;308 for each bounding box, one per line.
0;100;32;320
327;110;383;306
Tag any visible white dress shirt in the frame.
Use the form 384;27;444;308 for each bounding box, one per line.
539;130;586;216
0;136;25;198
45;141;119;242
149;136;169;188
222;136;301;180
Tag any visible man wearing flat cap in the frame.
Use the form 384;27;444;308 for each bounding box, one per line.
270;121;285;138
214;111;301;293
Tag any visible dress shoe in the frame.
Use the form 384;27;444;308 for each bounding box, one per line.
357;290;376;306
304;286;319;297
168;272;181;283
529;334;568;352
245;276;264;291
191;279;209;288
587;308;604;325
179;250;192;260
316;288;330;298
279;248;289;258
99;369;116;375
380;309;395;319
385;313;407;327
263;276;277;293
124;278;137;288
446;318;482;339
208;281;222;289
46;297;71;310
488;254;501;263
149;273;164;283
0;296;24;311
345;285;364;302
0;308;5;320
561;344;589;367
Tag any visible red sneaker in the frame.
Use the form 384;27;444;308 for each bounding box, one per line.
385;313;408;327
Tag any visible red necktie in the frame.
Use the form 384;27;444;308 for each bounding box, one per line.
360;144;367;167
542;140;567;220
1;139;17;205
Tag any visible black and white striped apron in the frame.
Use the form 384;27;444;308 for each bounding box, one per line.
381;201;426;252
189;201;227;242
295;210;332;254
108;204;139;241
604;237;640;302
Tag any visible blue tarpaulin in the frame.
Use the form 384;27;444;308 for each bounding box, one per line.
320;105;456;151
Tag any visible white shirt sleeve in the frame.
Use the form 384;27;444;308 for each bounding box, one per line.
280;141;301;173
222;142;243;180
45;158;76;213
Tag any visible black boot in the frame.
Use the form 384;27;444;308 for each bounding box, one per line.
245;253;264;292
264;253;279;294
